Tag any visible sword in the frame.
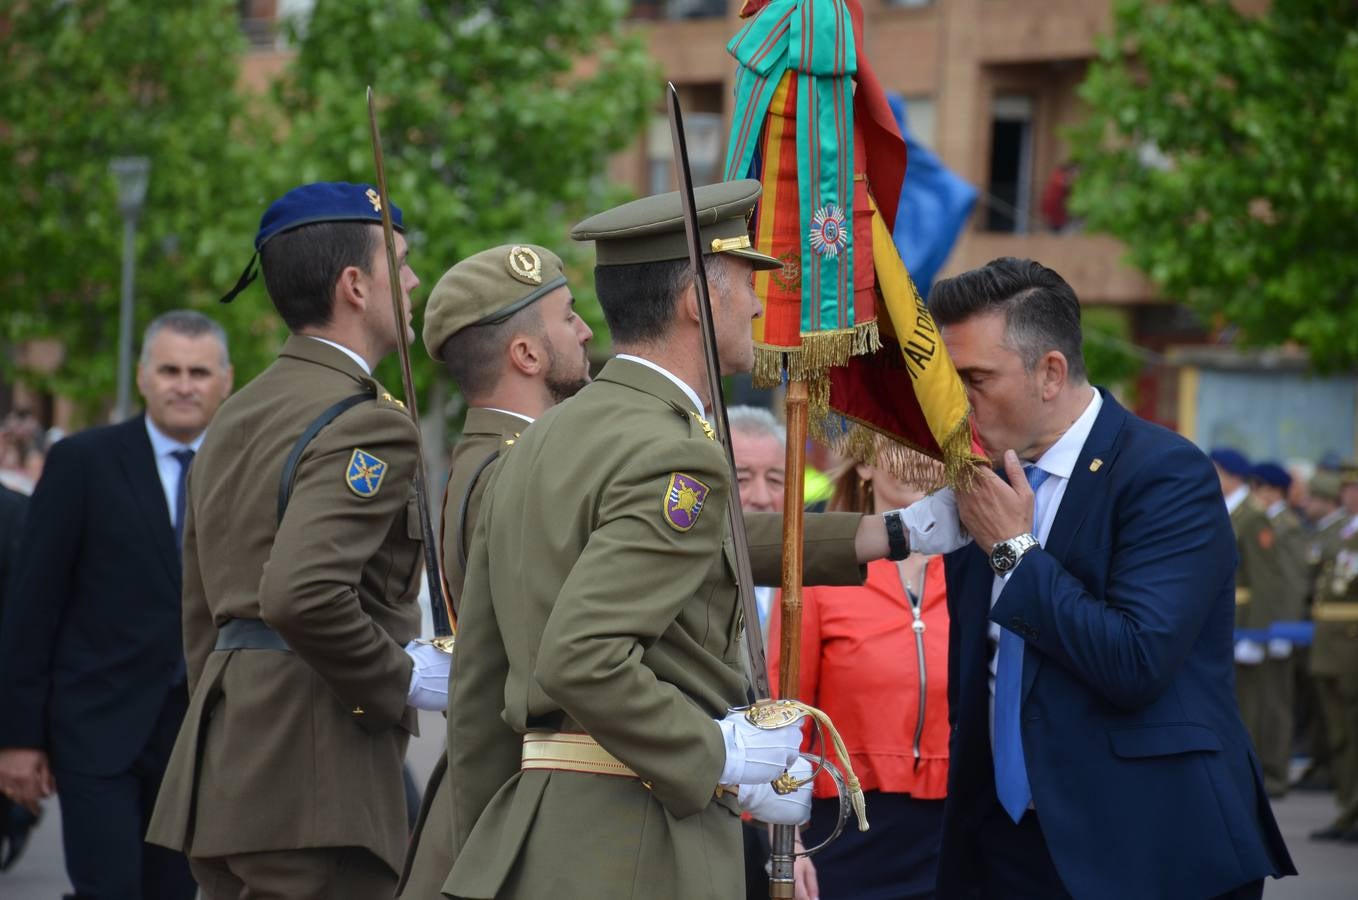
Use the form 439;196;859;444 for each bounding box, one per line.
667;83;802;899
367;86;456;640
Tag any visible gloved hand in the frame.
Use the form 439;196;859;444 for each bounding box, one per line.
716;709;803;786
738;757;813;826
405;640;452;711
890;489;972;556
1266;638;1293;660
1233;639;1266;666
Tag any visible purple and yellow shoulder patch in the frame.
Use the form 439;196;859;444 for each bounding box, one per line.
663;472;710;533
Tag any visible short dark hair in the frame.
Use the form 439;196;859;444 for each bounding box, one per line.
260;221;380;332
928;257;1086;381
438;304;544;402
593;255;732;346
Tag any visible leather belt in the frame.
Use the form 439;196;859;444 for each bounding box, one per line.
1314;602;1358;622
215;618;292;652
521;732;638;779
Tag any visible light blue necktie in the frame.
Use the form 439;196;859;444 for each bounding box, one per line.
994;464;1049;823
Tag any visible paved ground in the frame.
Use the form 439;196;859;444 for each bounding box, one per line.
2;738;1353;899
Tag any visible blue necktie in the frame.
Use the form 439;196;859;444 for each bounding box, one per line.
172;449;195;554
994;464;1049;823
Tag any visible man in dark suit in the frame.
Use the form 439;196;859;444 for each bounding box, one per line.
923;258;1294;898
0;311;232;899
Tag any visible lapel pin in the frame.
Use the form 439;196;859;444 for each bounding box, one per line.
1089;458;1104;473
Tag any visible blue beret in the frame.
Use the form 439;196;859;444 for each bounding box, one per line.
255;181;403;250
1250;462;1291;490
221;181;405;303
1208;447;1250;477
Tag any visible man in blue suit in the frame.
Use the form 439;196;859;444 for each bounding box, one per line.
0;311;232;899
922;258;1294;898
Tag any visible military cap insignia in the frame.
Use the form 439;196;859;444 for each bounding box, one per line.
663;472;710;532
346;448;388;498
365;188;382;212
507;245;543;285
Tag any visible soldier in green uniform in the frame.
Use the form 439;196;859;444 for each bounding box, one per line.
439;181;912;900
398;243;594;898
146;183;452;898
1310;464;1358;842
1234;461;1308;797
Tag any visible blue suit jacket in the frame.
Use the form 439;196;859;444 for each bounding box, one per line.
938;390;1294;899
0;416;184;776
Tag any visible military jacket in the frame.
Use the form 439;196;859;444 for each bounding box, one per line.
399;406;525;898
1311;517;1358;677
442;357;864;899
1235;502;1307;631
147;336;423;875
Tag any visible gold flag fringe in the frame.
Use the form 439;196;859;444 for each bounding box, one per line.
751;319;881;389
808;409;979;493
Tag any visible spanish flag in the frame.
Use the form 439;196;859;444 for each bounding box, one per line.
725;0;975;485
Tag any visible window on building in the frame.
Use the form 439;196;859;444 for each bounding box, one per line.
647;111;724;195
986;94;1035;234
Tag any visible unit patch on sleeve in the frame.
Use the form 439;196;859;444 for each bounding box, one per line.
346;449;388;498
663;472;710;532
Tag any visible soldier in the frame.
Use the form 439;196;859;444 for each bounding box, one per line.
146;183;452;898
397;243;593;898
1234;461;1308;797
1310;464;1358;842
440;181;909;899
1294;470;1347;789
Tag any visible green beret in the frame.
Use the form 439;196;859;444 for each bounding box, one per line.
1310;471;1341;500
422;244;568;362
571;179;781;271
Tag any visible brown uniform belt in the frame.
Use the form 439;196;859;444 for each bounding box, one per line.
1314;602;1358;622
521;732;639;779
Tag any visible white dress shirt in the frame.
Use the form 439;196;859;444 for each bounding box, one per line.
483;408;535;425
308;336;371;375
615;354;705;418
988;388;1103;718
144;417;206;526
1224;484;1250;515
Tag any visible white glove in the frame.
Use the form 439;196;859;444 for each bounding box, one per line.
405;640;452;711
892;489;972;556
716;709;802;786
738;757;813;826
1233;639;1266;666
1266;638;1293;660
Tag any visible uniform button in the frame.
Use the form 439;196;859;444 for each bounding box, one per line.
352;706;365;716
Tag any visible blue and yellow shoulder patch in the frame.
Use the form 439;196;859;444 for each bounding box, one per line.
663;472;711;532
346;448;388;498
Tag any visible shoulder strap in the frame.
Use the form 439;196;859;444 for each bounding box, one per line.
277;391;374;524
456;450;501;571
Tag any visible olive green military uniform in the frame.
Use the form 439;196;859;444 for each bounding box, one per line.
1234;501;1308;795
1311;515;1358;834
443;357;864;899
399;407;523;898
147;336;423;895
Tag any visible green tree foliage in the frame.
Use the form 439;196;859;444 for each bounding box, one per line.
0;0;274;417
267;0;659;394
1069;0;1358;371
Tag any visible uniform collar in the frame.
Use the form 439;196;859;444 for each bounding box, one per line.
1225;484;1250;514
480;407;534;425
278;334;373;386
614;354;705;418
306;336;371;375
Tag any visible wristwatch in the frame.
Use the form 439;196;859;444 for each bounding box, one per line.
989;532;1040;575
883;511;910;561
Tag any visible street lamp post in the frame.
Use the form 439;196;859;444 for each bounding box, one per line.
110;156;151;422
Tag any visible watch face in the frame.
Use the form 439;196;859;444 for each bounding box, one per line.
992;543;1017;572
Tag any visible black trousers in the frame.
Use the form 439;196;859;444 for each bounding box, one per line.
975;803;1264;900
54;683;196;900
